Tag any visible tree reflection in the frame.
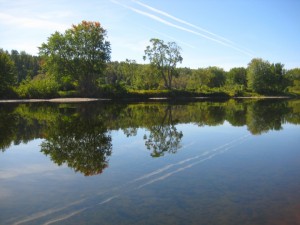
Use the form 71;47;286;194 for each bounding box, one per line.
41;113;112;176
0;104;18;151
143;105;183;157
246;100;291;135
1;99;300;165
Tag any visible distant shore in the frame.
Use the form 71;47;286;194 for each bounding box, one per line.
0;98;110;103
0;96;294;103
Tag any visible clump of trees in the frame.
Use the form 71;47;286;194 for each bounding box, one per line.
0;20;300;99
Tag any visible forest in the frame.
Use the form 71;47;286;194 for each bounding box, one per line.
1;21;300;99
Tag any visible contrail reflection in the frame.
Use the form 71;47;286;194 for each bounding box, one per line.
10;134;250;225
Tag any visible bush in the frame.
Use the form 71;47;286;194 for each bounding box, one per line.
15;75;59;98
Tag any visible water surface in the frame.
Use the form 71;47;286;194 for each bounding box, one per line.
1;99;300;225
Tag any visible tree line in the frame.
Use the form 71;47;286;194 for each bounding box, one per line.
1;21;300;98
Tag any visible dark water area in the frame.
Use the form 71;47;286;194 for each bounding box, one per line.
0;99;300;225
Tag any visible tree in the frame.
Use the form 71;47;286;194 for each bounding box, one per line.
227;67;247;87
286;68;300;94
247;58;288;94
143;105;183;157
10;50;40;83
39;21;111;96
41;114;112;176
143;38;183;89
206;66;226;88
247;58;271;93
0;49;16;95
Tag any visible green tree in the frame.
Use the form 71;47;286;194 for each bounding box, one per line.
188;68;211;91
247;58;272;93
286;68;300;94
206;66;226;88
227;67;247;87
39;21;111;96
0;49;16;95
121;59;138;87
133;64;160;90
10;50;40;83
143;38;183;89
247;58;287;94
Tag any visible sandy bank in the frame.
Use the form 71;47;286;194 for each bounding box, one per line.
0;98;111;103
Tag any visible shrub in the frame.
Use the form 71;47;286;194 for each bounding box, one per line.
15;75;59;98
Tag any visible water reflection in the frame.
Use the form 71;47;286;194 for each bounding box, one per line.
144;105;183;157
1;99;300;176
40;115;112;176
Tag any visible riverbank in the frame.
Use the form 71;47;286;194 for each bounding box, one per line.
0;96;294;103
0;98;110;103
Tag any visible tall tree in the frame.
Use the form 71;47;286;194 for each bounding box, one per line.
0;49;16;95
247;58;287;94
39;21;111;96
143;38;183;89
10;50;40;83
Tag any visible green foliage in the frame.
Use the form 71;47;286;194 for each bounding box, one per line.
39;21;111;96
227;67;247;87
247;58;288;94
10;50;40;83
2;31;299;98
206;66;226;88
41;114;112;176
286;68;300;95
144;38;183;89
0;49;16;96
15;74;59;98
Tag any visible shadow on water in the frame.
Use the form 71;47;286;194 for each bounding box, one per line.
0;99;300;176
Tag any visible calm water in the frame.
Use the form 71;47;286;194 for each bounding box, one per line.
1;99;300;225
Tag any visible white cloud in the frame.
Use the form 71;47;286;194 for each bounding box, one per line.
0;12;68;31
0;164;64;179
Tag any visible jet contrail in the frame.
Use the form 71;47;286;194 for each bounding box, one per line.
133;0;256;55
132;0;235;45
111;0;254;57
141;26;196;49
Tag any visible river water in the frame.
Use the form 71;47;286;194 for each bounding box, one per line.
0;99;300;225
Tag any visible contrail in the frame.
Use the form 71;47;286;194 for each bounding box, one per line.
42;208;88;225
135;134;250;189
142;26;196;49
11;199;86;225
132;0;234;45
110;0;254;57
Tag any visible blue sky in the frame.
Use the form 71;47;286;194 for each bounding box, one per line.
1;0;299;70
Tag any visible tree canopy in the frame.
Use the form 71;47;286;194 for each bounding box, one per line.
39;21;111;96
0;49;16;95
143;38;183;89
247;58;288;94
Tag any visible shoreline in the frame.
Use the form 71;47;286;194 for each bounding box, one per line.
0;98;111;103
0;96;294;103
